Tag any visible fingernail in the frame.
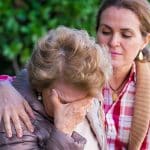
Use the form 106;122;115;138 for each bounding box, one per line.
18;132;23;138
52;89;59;96
52;89;55;93
8;133;12;138
30;127;34;132
31;115;36;120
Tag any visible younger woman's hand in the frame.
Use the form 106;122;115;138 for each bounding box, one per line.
0;81;35;138
50;89;92;135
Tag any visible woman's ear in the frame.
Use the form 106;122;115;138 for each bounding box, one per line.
142;33;150;50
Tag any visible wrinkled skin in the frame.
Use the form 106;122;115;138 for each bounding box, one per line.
0;81;35;137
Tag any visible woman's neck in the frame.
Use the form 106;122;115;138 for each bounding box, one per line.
109;64;132;91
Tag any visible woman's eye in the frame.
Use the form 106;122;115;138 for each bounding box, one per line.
122;34;132;38
102;31;111;35
122;32;133;38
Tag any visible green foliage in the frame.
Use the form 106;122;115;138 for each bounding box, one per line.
0;0;100;74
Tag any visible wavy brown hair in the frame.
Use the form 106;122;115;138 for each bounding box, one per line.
27;26;111;96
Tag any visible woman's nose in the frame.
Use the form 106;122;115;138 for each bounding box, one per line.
109;34;120;47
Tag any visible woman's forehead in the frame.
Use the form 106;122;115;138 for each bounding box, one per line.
100;6;141;30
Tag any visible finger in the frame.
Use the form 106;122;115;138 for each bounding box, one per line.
51;89;61;110
0;113;2;123
19;110;34;133
11;111;23;138
3;112;12;138
69;97;93;116
73;96;92;108
23;100;35;119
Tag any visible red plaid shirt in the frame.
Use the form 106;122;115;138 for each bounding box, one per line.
103;65;150;150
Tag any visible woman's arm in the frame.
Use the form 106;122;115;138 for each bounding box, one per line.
0;77;34;138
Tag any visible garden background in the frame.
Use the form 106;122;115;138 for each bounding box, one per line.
1;0;150;75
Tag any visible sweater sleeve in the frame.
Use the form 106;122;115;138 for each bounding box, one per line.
0;75;15;82
0;120;40;150
46;128;86;150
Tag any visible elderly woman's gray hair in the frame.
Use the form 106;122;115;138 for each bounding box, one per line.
27;26;112;96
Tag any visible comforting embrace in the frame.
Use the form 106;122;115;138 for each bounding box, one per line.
0;0;150;150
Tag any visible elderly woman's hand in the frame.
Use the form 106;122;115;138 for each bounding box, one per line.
0;81;35;138
50;89;92;135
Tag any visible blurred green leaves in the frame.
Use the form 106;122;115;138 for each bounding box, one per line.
0;0;100;74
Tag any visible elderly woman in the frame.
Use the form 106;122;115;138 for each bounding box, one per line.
1;0;150;149
0;26;111;149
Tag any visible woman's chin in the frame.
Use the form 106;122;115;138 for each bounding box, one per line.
112;60;122;69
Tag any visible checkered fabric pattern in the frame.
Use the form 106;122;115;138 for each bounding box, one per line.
103;67;150;150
